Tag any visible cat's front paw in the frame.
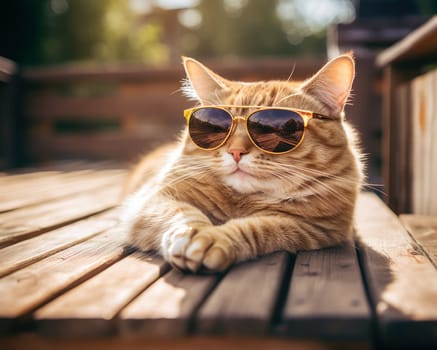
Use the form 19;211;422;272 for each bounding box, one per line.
166;227;234;273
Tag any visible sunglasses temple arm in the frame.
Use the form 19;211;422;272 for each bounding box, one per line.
183;109;192;121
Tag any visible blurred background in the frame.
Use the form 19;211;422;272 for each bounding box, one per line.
0;0;362;66
2;0;435;66
1;0;436;206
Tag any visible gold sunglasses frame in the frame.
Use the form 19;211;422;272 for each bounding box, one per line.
183;105;331;155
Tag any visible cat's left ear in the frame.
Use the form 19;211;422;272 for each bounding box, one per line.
300;54;355;116
182;57;230;105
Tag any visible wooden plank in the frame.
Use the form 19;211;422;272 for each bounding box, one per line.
280;244;371;340
400;214;437;268
410;68;423;210
0;57;19;170
0;209;119;277
0;184;121;248
22;64;186;83
0;168;90;188
22;58;322;83
34;253;170;337
0;161;124;188
196;252;289;336
0;160;101;179
410;70;437;215
336;18;426;47
0;169;125;206
0;334;370;350
27;132;180;162
0;170;125;213
26;88;188;121
376;16;437;67
389;83;412;214
355;192;437;349
380;65;417;213
119;268;218;337
0;165;124;190
381;65;396;211
0;227;126;333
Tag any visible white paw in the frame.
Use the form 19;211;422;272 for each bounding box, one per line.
166;228;234;273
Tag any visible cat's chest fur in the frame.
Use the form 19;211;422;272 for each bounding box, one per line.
170;178;296;224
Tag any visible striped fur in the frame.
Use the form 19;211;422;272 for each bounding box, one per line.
121;55;363;272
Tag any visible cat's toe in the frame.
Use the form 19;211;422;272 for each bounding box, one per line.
168;234;191;270
186;236;212;259
166;229;233;273
169;255;186;270
184;259;199;272
185;235;213;272
169;235;190;255
202;246;231;272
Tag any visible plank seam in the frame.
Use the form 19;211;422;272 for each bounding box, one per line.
188;270;228;335
112;256;172;333
269;252;294;335
355;241;380;349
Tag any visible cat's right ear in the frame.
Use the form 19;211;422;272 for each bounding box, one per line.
182;57;230;104
300;54;355;116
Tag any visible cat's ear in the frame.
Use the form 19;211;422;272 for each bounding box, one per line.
300;54;355;115
182;56;230;104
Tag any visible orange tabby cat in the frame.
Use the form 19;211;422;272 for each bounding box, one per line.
121;54;363;272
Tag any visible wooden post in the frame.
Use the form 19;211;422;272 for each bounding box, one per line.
376;16;437;214
0;57;22;169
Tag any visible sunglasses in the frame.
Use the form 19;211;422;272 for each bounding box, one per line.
183;105;331;154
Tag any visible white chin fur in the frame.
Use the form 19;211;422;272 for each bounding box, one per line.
220;152;264;193
223;171;262;193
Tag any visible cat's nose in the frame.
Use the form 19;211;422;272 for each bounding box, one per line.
228;148;248;162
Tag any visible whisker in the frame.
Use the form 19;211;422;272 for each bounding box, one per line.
270;160;362;184
258;161;354;203
272;160;383;195
272;64;296;106
160;169;211;190
266;171;344;209
274;91;299;106
214;89;224;105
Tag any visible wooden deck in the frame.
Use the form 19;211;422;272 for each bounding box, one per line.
0;162;436;350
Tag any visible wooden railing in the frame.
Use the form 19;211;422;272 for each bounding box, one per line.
0;57;20;169
22;58;324;164
377;16;437;215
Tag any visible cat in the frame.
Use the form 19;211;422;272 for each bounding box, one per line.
120;54;363;273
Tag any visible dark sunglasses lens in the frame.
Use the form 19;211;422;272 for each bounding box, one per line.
247;109;305;153
189;108;232;149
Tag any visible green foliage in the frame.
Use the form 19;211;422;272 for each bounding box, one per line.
179;0;351;59
30;0;168;65
193;0;301;57
18;0;358;66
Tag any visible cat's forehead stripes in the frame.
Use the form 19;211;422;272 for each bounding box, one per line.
225;81;300;114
